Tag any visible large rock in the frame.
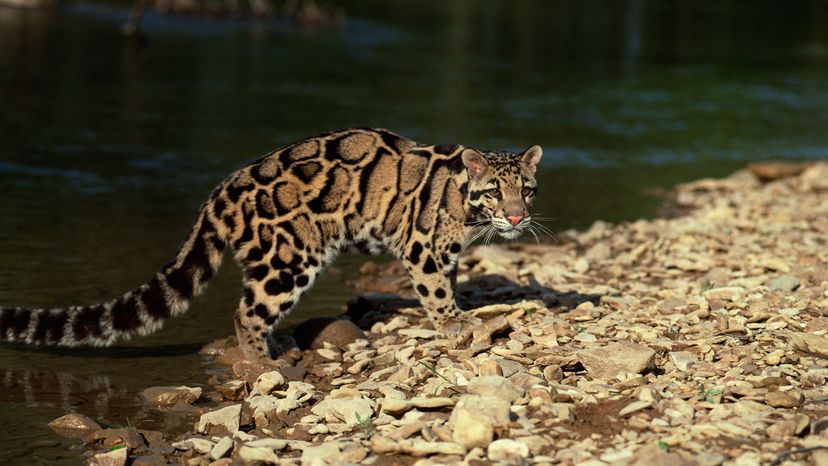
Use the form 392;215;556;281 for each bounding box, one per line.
140;386;202;408
48;413;102;439
577;342;656;379
449;395;511;448
467;376;524;403
293;317;367;350
196;404;241;435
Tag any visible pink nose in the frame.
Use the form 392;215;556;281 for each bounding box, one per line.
506;215;524;226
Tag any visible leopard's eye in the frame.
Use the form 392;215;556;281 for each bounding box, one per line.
484;189;501;199
522;187;536;197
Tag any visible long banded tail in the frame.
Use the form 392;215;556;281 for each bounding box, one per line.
0;206;226;347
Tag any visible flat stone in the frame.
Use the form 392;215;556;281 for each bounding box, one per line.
48;413;102;439
311;396;373;426
209;436;234;460
196;404;241;435
218;380;247;401
238;445;280;463
244;438;288;449
172;437;214;454
398;328;439;339
301;442;342;461
487;439;529;461
668;351;699;372
577;342;656;379
88;447;127;466
85;428;146;450
619;400;652;417
703;286;746;301
765;391;803;408
789;332;828;358
766;275;800;292
406;439;466;456
467;376;524;403
140;386;202;408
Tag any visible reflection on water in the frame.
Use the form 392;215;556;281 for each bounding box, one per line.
0;0;827;463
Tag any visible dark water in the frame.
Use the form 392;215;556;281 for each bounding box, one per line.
0;0;827;462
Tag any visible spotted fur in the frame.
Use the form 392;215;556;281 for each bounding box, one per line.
0;128;542;359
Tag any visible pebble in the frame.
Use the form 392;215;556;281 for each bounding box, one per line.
488;439;529;461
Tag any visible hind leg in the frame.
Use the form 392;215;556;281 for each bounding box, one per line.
235;266;319;360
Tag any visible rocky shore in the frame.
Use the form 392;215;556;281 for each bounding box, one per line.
50;162;828;465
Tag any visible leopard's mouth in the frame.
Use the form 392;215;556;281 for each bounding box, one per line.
496;228;524;239
491;216;529;239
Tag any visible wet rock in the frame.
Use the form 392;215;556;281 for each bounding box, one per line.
293;317;366;350
488;439;529;461
140;386;202;408
85;428;146;450
88;447;127;466
766;275;800;292
48;413;102;439
196;404;241;435
467;376;524;403
577;342;656;378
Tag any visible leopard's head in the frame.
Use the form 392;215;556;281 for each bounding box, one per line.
462;145;543;239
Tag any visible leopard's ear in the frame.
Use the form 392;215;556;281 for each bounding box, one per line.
520;145;543;175
461;148;488;177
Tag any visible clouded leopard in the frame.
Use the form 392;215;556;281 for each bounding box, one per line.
0;128;542;360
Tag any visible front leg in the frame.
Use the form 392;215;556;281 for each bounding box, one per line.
404;250;463;330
